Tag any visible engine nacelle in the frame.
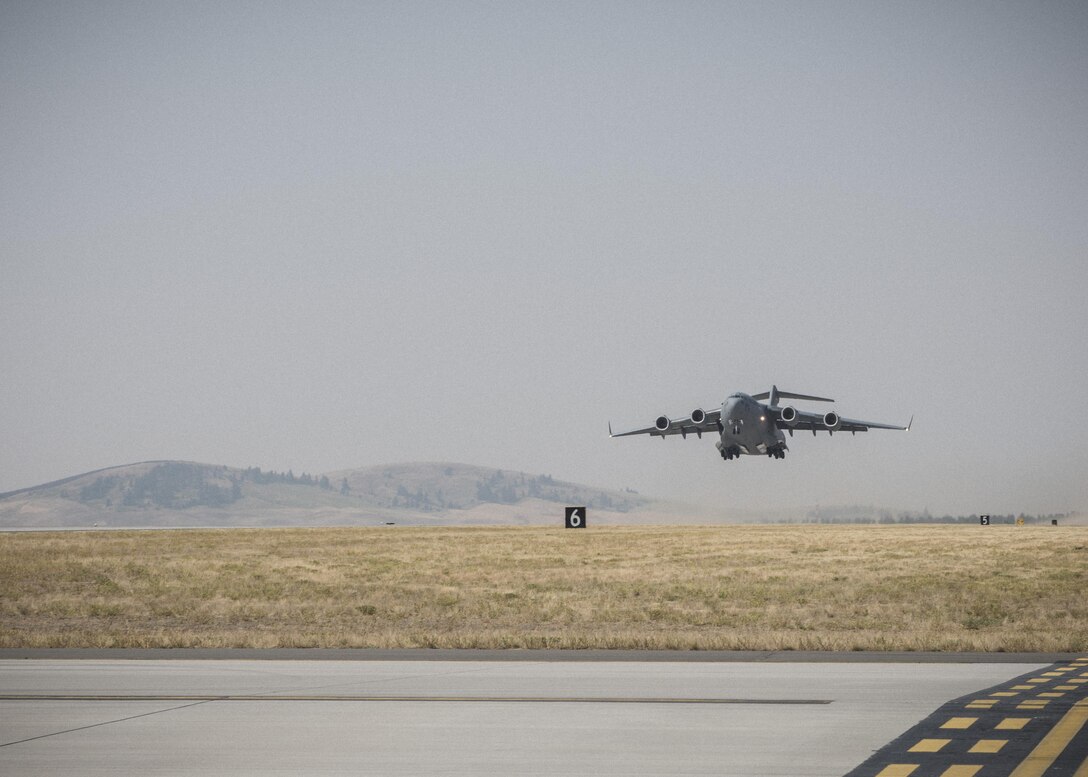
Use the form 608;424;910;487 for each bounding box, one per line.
823;411;841;431
655;415;671;432
690;408;706;426
779;405;799;427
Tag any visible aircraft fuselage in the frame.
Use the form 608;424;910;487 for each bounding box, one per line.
715;393;787;459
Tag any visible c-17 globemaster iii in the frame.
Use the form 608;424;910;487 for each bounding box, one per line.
610;385;911;460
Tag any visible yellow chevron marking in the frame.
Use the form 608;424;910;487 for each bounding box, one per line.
874;766;918;777
941;717;978;730
1073;754;1088;777
1017;701;1049;710
938;766;982;777
1009;699;1088;777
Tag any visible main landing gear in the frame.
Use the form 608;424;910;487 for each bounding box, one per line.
718;445;742;460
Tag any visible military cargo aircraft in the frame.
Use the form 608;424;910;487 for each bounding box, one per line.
610;385;911;460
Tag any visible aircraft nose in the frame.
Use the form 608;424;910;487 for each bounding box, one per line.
721;398;742;434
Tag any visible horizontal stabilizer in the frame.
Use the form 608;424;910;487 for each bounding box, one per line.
776;390;834;402
752;385;835;405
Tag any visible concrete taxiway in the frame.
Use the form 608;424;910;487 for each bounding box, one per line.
0;655;1065;776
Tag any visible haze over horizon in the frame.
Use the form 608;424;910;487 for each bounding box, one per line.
3;2;1086;516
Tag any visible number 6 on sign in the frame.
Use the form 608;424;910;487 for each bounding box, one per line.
565;506;586;529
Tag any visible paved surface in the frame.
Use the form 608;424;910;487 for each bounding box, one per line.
846;657;1088;777
0;658;1053;776
2;649;1080;663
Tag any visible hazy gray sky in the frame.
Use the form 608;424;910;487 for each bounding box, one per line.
3;1;1086;516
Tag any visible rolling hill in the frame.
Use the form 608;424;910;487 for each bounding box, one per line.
0;461;667;528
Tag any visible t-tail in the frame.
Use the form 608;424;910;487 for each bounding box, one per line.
753;385;836;407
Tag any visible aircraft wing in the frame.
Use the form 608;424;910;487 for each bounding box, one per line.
610;407;722;438
776;408;912;433
841;416;913;432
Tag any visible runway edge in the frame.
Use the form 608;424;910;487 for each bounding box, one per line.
0;649;1080;662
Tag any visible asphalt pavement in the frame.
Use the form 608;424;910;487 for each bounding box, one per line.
0;656;1063;776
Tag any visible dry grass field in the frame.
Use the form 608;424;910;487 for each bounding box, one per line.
1;525;1084;651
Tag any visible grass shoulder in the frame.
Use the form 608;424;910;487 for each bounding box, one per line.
1;525;1084;651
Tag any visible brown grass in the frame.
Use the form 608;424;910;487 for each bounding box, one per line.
1;525;1085;651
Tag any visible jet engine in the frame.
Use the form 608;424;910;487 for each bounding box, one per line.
779;405;799;427
655;416;671;432
823;411;841;431
689;408;706;426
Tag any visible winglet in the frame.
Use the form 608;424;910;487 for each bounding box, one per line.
906;415;913;432
608;421;613;438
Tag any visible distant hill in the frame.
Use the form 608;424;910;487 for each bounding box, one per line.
328;462;645;513
0;461;664;528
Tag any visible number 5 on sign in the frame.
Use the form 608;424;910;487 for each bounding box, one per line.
565;506;586;529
